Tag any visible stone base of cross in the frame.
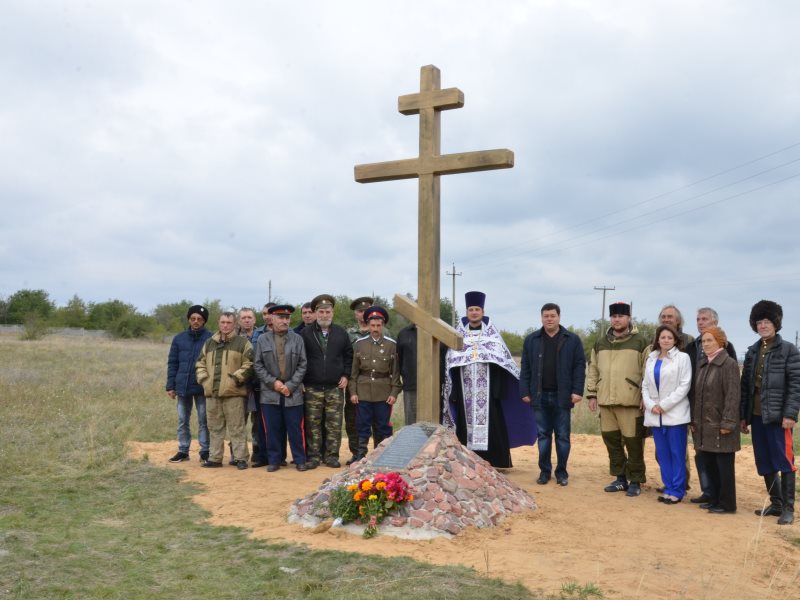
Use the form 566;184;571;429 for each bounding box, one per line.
354;65;514;423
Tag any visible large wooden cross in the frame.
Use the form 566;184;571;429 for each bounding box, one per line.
354;65;514;423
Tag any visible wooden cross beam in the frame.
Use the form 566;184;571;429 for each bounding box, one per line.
354;64;514;423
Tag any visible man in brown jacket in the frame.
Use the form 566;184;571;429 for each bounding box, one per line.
349;306;401;461
195;311;254;469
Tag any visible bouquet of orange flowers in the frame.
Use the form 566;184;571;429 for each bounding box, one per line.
329;472;414;538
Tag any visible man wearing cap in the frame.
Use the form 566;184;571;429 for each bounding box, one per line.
684;306;737;504
741;300;800;524
585;302;650;496
294;302;316;334
166;305;213;463
349;306;401;461
254;304;309;471
195;311;254;469
345;296;374;464
443;292;536;468
301;294;353;468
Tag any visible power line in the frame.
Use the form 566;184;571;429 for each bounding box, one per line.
465;168;800;271
458;141;800;266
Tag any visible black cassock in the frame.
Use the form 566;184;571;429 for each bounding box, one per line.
449;362;512;468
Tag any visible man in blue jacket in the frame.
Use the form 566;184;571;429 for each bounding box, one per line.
520;303;586;486
166;305;213;463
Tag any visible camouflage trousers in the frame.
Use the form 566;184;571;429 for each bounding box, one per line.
304;386;344;464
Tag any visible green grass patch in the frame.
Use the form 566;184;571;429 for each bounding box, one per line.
0;334;550;599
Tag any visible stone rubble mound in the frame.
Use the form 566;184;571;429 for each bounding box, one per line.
288;424;536;539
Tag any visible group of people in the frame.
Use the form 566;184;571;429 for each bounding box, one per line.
166;295;417;472
166;291;800;525
529;299;798;525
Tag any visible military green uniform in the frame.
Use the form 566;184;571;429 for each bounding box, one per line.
350;334;402;442
345;325;373;455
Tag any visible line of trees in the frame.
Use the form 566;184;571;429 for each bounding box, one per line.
0;289;658;352
0;289;458;341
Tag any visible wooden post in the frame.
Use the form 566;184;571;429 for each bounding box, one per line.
354;65;514;423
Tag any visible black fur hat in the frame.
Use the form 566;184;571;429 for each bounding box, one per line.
749;300;783;332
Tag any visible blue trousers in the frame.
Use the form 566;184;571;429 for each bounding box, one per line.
751;415;796;475
356;401;393;441
533;392;572;479
176;394;209;454
652;424;688;499
262;401;305;466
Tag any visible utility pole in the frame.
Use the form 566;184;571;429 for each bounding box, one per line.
268;280;272;303
594;285;615;329
446;262;462;327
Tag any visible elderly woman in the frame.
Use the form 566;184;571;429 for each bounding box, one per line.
642;324;692;504
691;326;740;514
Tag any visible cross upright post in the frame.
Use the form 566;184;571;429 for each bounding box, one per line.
354;65;514;423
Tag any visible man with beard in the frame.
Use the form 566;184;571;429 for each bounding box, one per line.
585;302;650;496
443;291;536;468
301;294;353;468
166;304;212;464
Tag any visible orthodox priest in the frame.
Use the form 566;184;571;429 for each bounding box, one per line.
443;291;537;468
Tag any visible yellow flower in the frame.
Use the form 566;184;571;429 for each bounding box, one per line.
347;484;358;492
368;494;377;501
361;480;372;491
375;481;386;490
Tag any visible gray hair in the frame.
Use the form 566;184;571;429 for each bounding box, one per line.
659;304;685;330
697;307;719;323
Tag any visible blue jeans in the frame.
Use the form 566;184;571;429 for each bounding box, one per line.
652;424;688;499
177;394;209;454
534;392;572;479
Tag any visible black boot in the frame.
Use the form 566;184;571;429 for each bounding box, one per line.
778;471;795;525
754;473;783;517
354;438;370;461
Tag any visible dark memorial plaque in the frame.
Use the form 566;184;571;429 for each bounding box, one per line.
372;424;436;469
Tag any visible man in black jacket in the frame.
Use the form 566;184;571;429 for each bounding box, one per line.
741;300;800;525
520;303;586;486
301;294;353;468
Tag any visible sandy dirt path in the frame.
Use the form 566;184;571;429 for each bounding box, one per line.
130;435;800;599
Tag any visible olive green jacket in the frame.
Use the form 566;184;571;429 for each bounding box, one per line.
585;327;650;407
195;332;254;399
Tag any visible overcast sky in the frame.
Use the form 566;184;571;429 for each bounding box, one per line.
2;1;799;353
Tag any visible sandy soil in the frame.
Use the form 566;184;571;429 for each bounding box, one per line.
129;436;800;599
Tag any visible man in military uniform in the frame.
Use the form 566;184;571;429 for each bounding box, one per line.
301;294;353;468
344;296;374;464
349;306;401;462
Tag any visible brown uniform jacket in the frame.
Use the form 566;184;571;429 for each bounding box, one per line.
350;334;401;402
691;351;741;454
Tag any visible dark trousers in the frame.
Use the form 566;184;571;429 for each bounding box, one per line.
694;449;713;496
533;392;571;479
356;401;392;442
251;409;268;463
700;450;736;511
751;415;796;475
262;401;305;466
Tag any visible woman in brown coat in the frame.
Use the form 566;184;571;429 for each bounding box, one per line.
691;326;741;513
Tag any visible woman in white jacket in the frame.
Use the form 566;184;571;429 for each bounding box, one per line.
642;324;692;504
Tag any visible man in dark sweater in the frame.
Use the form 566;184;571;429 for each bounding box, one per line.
520;303;586;486
301;294;353;468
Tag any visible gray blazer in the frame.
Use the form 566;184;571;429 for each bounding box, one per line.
254;330;307;407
